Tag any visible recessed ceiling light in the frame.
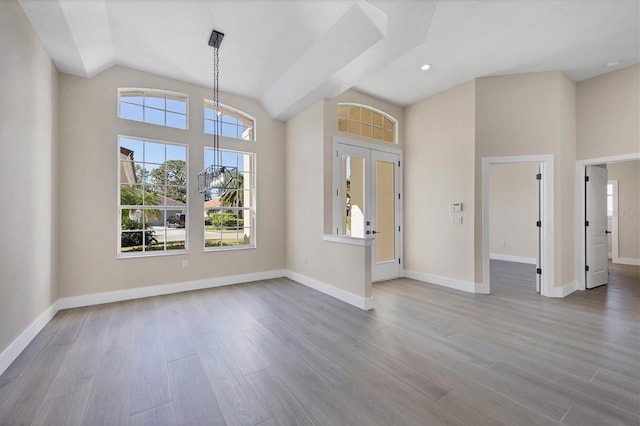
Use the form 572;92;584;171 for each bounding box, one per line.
420;64;431;71
605;60;620;67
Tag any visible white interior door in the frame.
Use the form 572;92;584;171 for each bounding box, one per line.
585;165;608;289
536;163;542;294
333;142;402;282
371;150;401;282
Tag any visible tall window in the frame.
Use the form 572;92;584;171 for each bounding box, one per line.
119;89;188;129
607;182;614;217
204;100;255;141
118;136;188;256
203;149;255;250
337;103;397;144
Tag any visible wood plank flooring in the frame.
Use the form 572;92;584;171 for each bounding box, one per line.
0;260;638;425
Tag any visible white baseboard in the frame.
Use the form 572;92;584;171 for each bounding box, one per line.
547;281;577;298
57;269;286;310
0;303;58;377
403;270;487;294
490;253;537;265
613;257;640;266
284;270;374;310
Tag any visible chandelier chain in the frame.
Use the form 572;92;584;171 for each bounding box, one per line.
213;44;221;166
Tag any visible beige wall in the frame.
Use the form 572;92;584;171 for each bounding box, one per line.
285;101;371;299
608;160;640;261
577;65;640;160
489;163;538;260
57;65;286;297
475;71;576;287
404;80;476;283
0;1;58;355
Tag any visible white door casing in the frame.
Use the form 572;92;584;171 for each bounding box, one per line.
482;155;554;296
585;165;608;289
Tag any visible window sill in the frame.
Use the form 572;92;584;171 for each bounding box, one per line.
118;249;188;259
204;245;256;252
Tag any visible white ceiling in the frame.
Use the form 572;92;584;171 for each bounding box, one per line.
19;0;640;121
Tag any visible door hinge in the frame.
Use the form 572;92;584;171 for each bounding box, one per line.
336;189;338;196
585;265;590;272
585;176;590;182
585;221;589;227
536;268;542;275
398;160;401;167
536;221;542;227
398;258;401;264
398;225;401;232
336;149;338;157
398;193;401;200
536;173;542;180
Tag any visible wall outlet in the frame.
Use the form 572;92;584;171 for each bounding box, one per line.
182;259;189;269
451;216;463;225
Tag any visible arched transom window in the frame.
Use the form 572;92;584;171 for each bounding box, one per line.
204;100;256;141
337;103;397;144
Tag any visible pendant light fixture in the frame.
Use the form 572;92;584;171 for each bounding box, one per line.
198;29;238;193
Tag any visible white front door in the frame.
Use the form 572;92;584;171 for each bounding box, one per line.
333;142;402;282
585;165;608;289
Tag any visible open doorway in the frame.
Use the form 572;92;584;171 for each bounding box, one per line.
576;153;640;291
488;162;539;293
482;155;554;296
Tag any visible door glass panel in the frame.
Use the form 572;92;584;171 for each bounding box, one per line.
376;160;395;262
343;155;365;237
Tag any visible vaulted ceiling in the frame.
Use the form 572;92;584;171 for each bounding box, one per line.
19;0;640;120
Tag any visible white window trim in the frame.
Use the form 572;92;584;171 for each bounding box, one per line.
203;148;257;252
204;100;257;141
337;102;398;144
117;134;189;258
118;88;190;130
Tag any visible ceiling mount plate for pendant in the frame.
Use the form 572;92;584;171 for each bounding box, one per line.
208;30;224;48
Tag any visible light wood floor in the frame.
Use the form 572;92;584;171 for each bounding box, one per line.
0;261;638;425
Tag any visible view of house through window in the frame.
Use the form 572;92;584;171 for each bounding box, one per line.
203;148;255;249
118;136;188;256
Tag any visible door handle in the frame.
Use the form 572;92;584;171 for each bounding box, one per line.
372;230;380;234
605;230;611;234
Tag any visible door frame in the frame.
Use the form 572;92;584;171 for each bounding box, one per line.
332;136;403;281
482;155;555;296
609;179;619;263
575;152;640;290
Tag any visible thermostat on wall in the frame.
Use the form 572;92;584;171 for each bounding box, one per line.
450;202;462;212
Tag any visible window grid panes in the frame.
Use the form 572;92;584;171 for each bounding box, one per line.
119;89;188;129
337;103;397;144
203;149;255;250
119;136;188;256
204;100;255;141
